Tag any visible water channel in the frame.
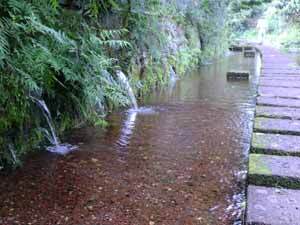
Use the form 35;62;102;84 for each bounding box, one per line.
0;51;261;225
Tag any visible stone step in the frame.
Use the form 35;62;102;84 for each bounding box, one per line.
261;74;300;78
262;70;300;75
258;86;300;99
254;117;300;135
259;79;300;88
262;67;300;71
256;105;300;120
244;50;256;58
247;185;300;225
229;45;243;52
226;70;250;80
244;46;254;51
257;96;300;108
248;154;300;188
252;132;300;156
259;76;300;81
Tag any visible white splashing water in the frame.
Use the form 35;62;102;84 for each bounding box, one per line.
31;97;77;155
32;98;59;146
116;70;138;110
169;66;179;82
116;110;137;148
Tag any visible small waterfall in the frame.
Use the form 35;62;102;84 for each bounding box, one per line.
31;97;77;155
116;70;138;110
8;144;18;164
169;66;179;82
31;97;59;146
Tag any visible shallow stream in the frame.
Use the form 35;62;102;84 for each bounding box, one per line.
0;52;261;225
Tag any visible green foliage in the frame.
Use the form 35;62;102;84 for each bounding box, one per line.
0;0;132;168
0;0;231;169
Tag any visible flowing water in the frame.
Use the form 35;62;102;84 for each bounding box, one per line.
117;70;138;110
31;97;77;155
31;97;60;146
0;52;260;225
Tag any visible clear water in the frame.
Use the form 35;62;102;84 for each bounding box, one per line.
0;52;260;225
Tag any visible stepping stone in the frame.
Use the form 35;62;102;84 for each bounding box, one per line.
262;73;300;78
247;185;300;225
256;106;300;120
260;76;300;81
227;70;250;80
262;70;300;75
258;86;300;99
259;79;300;88
244;46;254;51
252;132;300;156
257;96;300;108
254;117;300;135
244;50;256;58
248;154;300;188
229;45;243;52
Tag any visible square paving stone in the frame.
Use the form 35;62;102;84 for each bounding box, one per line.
254;117;300;135
252;133;300;156
247;185;300;225
258;86;300;99
244;50;256;58
248;154;300;188
259;79;300;88
259;76;300;81
256;106;300;120
227;70;250;80
257;96;300;108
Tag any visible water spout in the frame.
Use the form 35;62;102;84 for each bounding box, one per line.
31;97;59;146
169;66;179;82
116;70;138;110
30;96;77;155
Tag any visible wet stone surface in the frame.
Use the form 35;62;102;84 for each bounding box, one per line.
259;79;300;88
258;86;300;99
227;70;250;80
252;132;300;156
257;96;300;108
244;51;256;58
247;185;300;225
259;76;300;81
247;45;300;224
256;105;300;120
261;69;300;75
254;117;300;135
248;154;300;188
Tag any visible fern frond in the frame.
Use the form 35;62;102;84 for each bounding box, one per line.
30;17;75;46
0;19;9;67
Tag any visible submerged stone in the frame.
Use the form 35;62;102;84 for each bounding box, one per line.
227;70;250;80
248;154;300;188
229;45;243;52
252;132;300;156
244;50;256;58
247;185;300;225
244;46;254;51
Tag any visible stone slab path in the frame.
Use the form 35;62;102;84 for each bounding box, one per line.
246;45;300;224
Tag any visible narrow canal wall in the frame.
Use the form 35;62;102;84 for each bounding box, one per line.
246;45;300;224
